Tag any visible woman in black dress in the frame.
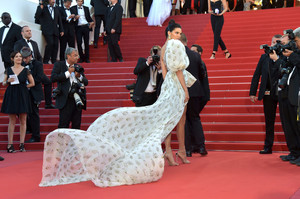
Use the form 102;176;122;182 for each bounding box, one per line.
1;52;35;153
208;0;231;59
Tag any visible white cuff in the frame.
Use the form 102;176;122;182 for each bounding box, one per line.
65;71;71;78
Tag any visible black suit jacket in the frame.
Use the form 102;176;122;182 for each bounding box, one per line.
70;5;93;27
34;5;64;36
14;38;42;62
27;60;44;103
91;0;109;15
0;23;22;63
105;4;123;34
200;60;210;101
51;61;88;109
58;6;76;36
185;46;205;97
250;54;281;101
133;57;162;99
287;52;300;106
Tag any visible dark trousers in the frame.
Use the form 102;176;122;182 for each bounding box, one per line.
59;29;75;61
75;25;90;61
43;34;59;63
27;94;40;140
107;33;123;62
135;92;157;107
143;0;153;17
211;15;227;52
286;0;294;7
129;0;137;17
185;97;207;152
194;0;208;13
262;95;278;149
94;15;106;44
58;97;82;129
278;90;300;157
42;74;53;105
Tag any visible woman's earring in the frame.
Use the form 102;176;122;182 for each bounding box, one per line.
168;35;171;40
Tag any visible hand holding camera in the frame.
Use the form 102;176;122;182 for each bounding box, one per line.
68;65;75;73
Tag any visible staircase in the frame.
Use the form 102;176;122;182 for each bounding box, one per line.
1;7;300;151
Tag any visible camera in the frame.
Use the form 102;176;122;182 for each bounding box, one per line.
125;83;136;100
52;87;61;99
70;82;85;109
74;64;85;74
260;40;283;55
151;48;160;66
278;66;292;89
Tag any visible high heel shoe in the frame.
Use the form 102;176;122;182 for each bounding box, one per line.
19;143;26;152
163;152;179;166
225;51;232;59
7;144;16;153
176;152;190;164
210;52;216;59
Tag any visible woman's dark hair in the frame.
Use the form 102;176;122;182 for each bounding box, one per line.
165;19;181;38
10;51;21;64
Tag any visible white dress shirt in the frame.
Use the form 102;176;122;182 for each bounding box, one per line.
1;22;12;44
48;5;55;19
77;6;88;26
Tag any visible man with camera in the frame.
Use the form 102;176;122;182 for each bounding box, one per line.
132;45;162;107
270;28;300;166
20;47;44;143
249;34;282;154
51;47;88;129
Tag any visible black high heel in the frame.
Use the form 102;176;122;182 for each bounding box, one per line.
210;52;216;59
19;143;26;152
225;51;232;59
7;144;16;153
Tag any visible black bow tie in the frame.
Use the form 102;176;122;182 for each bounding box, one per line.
27;40;31;43
78;7;82;9
5;25;9;28
65;8;70;10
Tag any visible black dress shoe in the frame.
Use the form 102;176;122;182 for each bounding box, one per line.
119;59;124;62
0;156;4;161
85;59;91;63
290;157;300;164
45;104;55;109
259;148;272;154
186;151;192;157
25;138;40;143
199;147;208;156
281;154;297;161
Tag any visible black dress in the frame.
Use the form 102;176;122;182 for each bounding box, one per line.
1;67;31;114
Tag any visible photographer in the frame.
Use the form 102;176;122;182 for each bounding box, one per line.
272;29;300;165
249;34;282;154
132;45;163;107
51;47;88;129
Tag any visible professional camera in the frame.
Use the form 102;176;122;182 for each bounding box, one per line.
260;40;283;55
52;87;61;99
70;82;85;109
74;64;85;74
125;83;136;100
278;65;292;89
281;29;298;52
151;47;160;66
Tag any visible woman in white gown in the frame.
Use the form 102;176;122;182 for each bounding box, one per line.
146;0;172;26
39;39;195;188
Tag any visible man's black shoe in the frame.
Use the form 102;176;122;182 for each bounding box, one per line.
45;104;55;109
186;151;192;157
0;156;4;161
290;157;300;164
25;138;40;143
85;59;91;63
296;161;300;166
259;148;272;154
199;147;208;156
281;154;297;161
119;59;124;62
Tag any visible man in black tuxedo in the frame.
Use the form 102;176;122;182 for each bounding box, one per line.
0;12;22;68
35;0;64;64
58;0;76;61
132;45;162;107
91;0;109;48
104;0;123;62
275;29;300;165
128;0;137;17
51;47;88;129
190;44;210;155
180;34;206;157
71;0;94;63
249;35;282;154
14;25;55;109
56;0;64;7
20;47;44;143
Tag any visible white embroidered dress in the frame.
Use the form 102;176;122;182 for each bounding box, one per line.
39;39;195;187
146;0;172;26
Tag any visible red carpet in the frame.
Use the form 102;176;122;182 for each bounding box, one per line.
1;151;300;199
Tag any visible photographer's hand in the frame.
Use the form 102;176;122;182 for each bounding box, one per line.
75;71;81;78
156;62;161;70
68;65;75;73
282;49;293;57
269;50;278;61
146;56;153;65
250;95;257;103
